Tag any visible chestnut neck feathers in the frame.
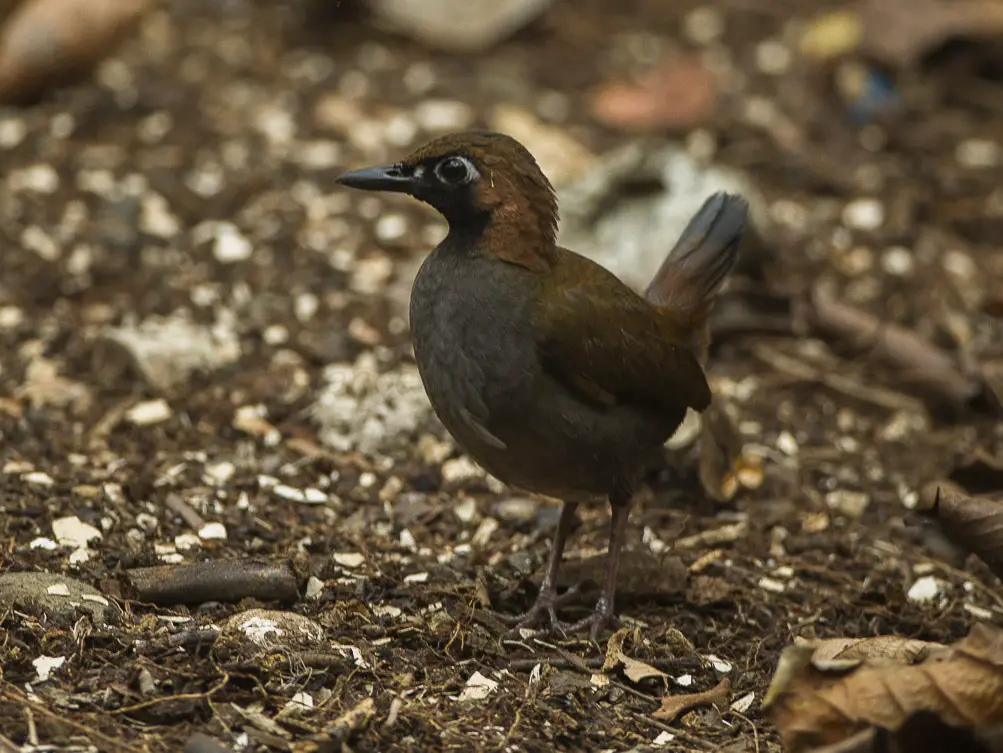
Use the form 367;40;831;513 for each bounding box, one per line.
402;131;559;272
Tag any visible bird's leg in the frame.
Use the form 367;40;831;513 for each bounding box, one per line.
494;501;581;631
567;496;633;644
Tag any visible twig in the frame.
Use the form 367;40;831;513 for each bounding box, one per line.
629;711;715;750
112;673;230;715
805;283;980;408
0;685;143;753
507;656;700;673
125;559;300;605
165;492;206;531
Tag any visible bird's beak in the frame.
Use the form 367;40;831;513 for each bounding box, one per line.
336;164;414;193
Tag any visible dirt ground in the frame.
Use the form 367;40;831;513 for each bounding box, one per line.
1;0;1002;751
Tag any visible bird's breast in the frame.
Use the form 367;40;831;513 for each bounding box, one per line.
408;251;539;426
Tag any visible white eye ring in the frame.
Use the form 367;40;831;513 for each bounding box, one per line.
435;155;478;185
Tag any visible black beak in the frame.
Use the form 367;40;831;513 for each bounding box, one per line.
336;164;414;193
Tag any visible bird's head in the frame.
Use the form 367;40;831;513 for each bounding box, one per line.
337;131;559;250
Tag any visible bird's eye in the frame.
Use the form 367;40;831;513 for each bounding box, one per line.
435;156;475;185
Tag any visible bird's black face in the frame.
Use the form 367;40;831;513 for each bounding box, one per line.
336;152;484;223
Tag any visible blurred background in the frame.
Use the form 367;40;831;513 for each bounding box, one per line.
1;0;1002;750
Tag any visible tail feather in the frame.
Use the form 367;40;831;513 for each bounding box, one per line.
643;192;748;321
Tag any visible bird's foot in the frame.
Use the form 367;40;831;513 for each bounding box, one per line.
564;599;621;645
489;584;583;636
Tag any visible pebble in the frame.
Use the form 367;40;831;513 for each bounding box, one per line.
682;6;723;44
23;470;55;486
304;576;325;601
0;572;120;625
441;456;484;487
198;522;227;540
842;198;884;231
52;516;102;548
755;39;791;75
126;398;172;425
825;489;870;519
907;575;945;604
333;552;366;569
369;0;553;52
757;576;786;594
492;497;538;523
880;246;914;276
212;222;253;263
374;214;408;244
414;99;474;132
955;138;1001;169
203;461;236;486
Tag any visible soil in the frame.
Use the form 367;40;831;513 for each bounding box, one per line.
1;1;1002;751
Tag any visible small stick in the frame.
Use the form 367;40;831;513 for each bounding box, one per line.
805;283;980;407
125;559;299;605
165;492;206;531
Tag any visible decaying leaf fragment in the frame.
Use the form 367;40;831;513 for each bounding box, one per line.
928;484;1003;580
653;677;731;722
602;628;669;684
765;623;1003;753
805;710;1003;753
794;635;945;667
698;399;761;502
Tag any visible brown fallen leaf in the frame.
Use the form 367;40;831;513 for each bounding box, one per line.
806;710;1003;753
653;677;731;722
0;0;152;105
859;0;1003;69
930;484;1003;580
795;635;946;667
602;627;669;684
698;399;754;503
591;53;718;132
765;623;1003;753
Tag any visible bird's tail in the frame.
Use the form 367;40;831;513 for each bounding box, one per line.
643;192;748;328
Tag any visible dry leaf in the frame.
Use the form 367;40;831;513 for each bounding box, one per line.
591;54;718;132
0;0;152;104
766;623;1003;753
602;627;669;684
698;399;746;503
653;677;731;722
805;710;1003;753
795;636;946;667
931;485;1003;580
859;0;1003;68
16;356;93;412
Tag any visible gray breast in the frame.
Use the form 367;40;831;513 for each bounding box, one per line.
409;250;539;446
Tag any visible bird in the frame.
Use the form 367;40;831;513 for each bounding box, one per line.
337;131;748;643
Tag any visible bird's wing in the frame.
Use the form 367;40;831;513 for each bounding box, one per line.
535;261;711;419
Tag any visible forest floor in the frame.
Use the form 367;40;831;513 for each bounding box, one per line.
1;0;1002;751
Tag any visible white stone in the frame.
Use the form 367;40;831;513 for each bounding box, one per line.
198;522;228;540
126;399;172;425
956;138;1001;169
213;222;253;263
881;246;914;276
907;576;944;604
370;0;552;52
414;99;474;132
52;516;102;548
333;552;366;569
842;198;884;231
